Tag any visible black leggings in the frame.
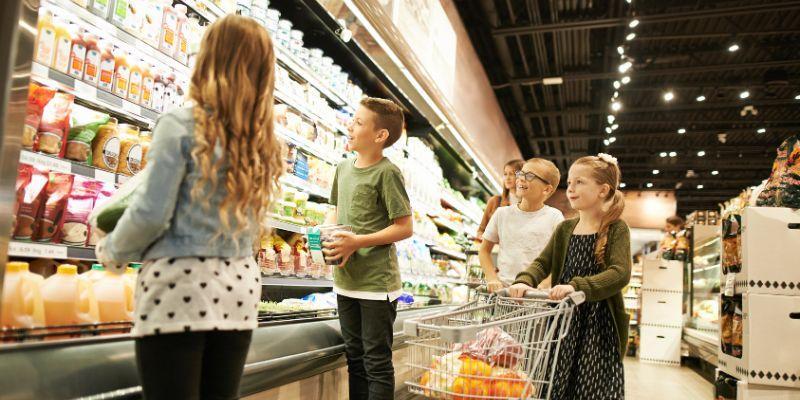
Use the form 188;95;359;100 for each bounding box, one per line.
135;330;253;400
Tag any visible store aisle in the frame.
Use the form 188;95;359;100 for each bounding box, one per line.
624;358;712;399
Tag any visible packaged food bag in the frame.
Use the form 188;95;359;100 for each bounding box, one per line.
66;105;109;164
13;166;50;240
456;326;524;369
91;117;121;172
89;165;149;235
23;84;56;150
61;177;102;246
757;134;800;208
34;172;75;243
87;182;116;246
13;164;34;234
37;93;74;156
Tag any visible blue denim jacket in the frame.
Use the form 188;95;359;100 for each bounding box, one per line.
105;107;258;264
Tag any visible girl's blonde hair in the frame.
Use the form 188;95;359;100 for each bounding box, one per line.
573;155;625;267
189;15;283;240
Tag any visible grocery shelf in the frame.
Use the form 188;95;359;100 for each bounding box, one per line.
268;218;307;234
181;0;226;22
275;88;347;135
432;217;466;235
429;246;467;261
275;44;353;109
261;276;333;288
280;174;330;199
276;125;342;165
31;62;158;129
8;241;97;260
19;150;120;185
440;190;481;223
45;0;189;75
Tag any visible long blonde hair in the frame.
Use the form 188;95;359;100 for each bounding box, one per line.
574;156;625;267
189;15;283;240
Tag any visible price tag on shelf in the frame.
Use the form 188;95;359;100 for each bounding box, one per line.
73;80;97;99
31;62;49;79
94;169;117;185
19;151;71;173
8;242;68;259
117;174;130;185
122;100;142;116
724;272;736;297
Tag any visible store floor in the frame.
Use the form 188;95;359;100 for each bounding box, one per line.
624;358;713;399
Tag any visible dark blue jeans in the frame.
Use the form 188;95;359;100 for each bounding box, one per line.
337;295;398;400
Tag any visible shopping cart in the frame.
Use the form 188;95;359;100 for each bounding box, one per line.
403;289;585;399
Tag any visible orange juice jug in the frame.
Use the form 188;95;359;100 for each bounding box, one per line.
140;64;155;108
81;263;106;285
1;262;45;328
68;28;87;79
127;60;144;104
93;272;134;322
98;42;116;92
34;9;57;67
123;264;140;291
41;264;98;326
52;19;72;74
113;51;131;98
83;34;101;85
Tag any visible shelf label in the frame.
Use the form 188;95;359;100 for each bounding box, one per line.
724;273;736;297
73;80;97;99
31;62;49;78
122;100;142;115
117;174;130;185
94;169;117;185
8;242;68;259
19;151;71;173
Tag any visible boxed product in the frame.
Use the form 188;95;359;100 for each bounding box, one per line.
738;207;800;295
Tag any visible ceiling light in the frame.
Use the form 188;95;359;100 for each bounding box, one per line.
609;136;617;143
677;128;686;134
757;127;766;134
795;94;800;100
697;184;704;189
626;0;632;4
728;43;740;52
611;101;622;111
629;19;640;28
603;139;610;146
613;80;622;89
606;127;613;134
617;46;625;55
663;91;675;102
711;170;719;175
626;33;637;41
618;61;632;73
621;76;631;84
607;115;615;123
613;91;619;98
669;151;677;157
543;77;564;85
696;95;706;102
652;169;660;175
619;183;627;188
612;124;619;130
659;152;667;157
739;90;750;99
697;150;706;157
646;182;654;188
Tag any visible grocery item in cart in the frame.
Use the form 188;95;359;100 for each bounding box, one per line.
456;326;525;369
37;93;74;156
13;166;49;240
92;117;121;172
1;262;45;329
66;105;109;163
34;172;75;243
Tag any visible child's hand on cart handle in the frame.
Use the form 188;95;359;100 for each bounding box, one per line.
549;284;576;300
507;283;535;298
487;280;504;293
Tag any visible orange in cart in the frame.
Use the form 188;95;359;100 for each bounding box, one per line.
459;356;492;378
41;264;98;326
1;262;45;329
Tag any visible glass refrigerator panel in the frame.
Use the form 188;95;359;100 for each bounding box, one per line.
689;225;721;331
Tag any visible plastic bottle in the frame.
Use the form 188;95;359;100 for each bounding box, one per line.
81;264;106;285
174;4;189;64
98;42;116;92
34;9;57;67
141;0;164;47
68;28;87;79
123;264;139;292
88;0;112;19
140;64;155;108
111;0;129;29
52;18;72;74
93;271;134;322
127;60;144;104
151;71;166;112
41;264;98;326
113;50;131;98
159;3;178;56
1;262;45;329
83;33;101;85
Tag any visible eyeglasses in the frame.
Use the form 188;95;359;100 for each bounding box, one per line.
515;171;548;184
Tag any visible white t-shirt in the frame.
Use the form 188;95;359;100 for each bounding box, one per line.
483;204;564;284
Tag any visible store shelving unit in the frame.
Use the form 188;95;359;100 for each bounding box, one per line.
440;190;481;224
684;224;721;366
639;257;684;366
429;246;467;261
261;276;333;288
20;150;119;185
7;241;97;260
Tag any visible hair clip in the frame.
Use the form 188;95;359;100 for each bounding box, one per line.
597;153;618;166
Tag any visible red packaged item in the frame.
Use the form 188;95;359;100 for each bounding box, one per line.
13;167;50;240
37;92;74;156
87;182;115;246
456;326;524;369
12;164;34;234
60;177;102;246
23;84;57;150
34;172;75;242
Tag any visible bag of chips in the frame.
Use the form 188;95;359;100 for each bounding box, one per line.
12;164;34;234
66;105;110;164
757;134;800;208
37;93;74;156
60;177;102;246
23;84;56;150
13;166;50;240
34;172;75;243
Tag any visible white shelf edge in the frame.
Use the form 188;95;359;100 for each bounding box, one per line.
19;150;121;185
261;276;333;288
267;218;307;234
275;125;341;165
430;246;467;261
274;44;354;109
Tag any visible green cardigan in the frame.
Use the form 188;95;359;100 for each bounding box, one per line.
513;218;632;359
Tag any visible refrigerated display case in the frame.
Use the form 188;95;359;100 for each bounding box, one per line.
683;223;721;365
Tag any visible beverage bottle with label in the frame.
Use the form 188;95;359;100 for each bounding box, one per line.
93;271;134;322
52;19;72;74
111;0;129;29
34;9;57;67
140;64;155;108
83;33;101;85
41;264;99;326
186;14;203;68
151;70;166;112
141;0;165;47
112;50;131;98
88;0;112;19
1;262;45;329
159;3;178;56
174;4;189;64
81;264;107;285
68;28;88;79
127;60;144;104
97;42;116;92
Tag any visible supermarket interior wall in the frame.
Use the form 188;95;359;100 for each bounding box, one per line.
547;189;677;230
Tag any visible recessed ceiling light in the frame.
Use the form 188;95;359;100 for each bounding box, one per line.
603;139;610;146
659;152;667;158
619;182;627;188
739;90;750;99
606;127;613;134
652;169;660;175
697;150;706;157
646;182;654;188
611;124;619;130
663;91;675;102
697;184;704;189
629;19;640;28
711;170;719;175
621;76;631;84
609;136;617;143
617;46;625;55
626;33;637;41
757;128;766;134
613;80;622;89
728;43;740;52
626;0;632;4
696;95;706;102
607;115;615;123
613;91;619;98
669;151;677;157
795;94;800;100
677;128;686;134
618;62;632;73
611;101;622;111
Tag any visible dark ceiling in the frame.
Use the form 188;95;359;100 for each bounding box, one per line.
454;0;800;216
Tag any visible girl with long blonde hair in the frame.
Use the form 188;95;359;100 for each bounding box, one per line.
97;15;283;399
509;153;631;399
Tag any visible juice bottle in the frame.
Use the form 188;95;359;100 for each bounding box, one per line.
88;0;112;19
52;19;72;74
123;264;140;291
142;0;165;47
68;28;87;79
151;70;166;112
81;264;106;285
140;64;155;108
98;42;116;92
186;15;202;68
127;60;144;104
34;9;57;67
113;50;131;98
1;262;45;329
111;0;129;29
83;33;101;85
159;3;178;56
174;4;189;64
41;264;99;326
93;271;134;322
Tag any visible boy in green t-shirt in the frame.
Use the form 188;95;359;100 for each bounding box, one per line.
324;97;413;399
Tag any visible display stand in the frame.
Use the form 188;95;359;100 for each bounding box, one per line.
639;258;684;366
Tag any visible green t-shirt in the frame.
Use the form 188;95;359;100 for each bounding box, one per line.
330;157;411;292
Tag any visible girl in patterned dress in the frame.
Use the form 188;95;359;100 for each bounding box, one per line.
509;154;632;399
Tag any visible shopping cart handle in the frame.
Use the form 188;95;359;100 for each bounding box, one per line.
495;288;586;305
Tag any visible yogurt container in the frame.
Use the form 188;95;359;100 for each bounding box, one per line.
289;29;304;56
277;19;292;48
265;9;280;36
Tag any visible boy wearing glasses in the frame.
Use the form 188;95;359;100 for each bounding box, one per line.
479;158;564;292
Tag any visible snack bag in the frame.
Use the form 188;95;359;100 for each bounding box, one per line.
34;172;75;242
13;166;50;240
456;326;524;369
720;296;734;355
66;105;110;164
13;164;34;234
60;177;101;246
731;296;743;358
37;93;74;156
23;84;57;150
87;182;115;246
757;134;800;208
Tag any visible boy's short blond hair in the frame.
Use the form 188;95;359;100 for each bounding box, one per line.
360;97;405;148
525;158;561;197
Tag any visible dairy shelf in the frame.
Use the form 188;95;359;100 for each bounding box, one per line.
429;246;467;261
261;276;333;288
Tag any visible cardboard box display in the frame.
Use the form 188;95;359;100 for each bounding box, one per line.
639;325;682;366
738;207;800;296
642;259;684;291
640;290;683;327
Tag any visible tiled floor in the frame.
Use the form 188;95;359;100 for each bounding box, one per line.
624;358;713;399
